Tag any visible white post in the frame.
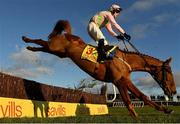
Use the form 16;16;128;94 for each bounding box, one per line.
105;84;117;103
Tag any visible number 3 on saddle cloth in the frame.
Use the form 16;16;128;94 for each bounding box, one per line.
81;45;118;63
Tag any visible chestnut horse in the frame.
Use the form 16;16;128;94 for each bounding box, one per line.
22;20;176;117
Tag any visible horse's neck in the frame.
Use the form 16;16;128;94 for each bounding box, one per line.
67;44;85;63
65;34;86;62
123;51;163;72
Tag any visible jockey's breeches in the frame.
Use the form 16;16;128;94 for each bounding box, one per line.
87;22;108;45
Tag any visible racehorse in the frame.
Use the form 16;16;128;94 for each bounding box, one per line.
22;20;176;117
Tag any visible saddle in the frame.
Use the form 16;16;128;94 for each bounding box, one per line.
81;44;118;63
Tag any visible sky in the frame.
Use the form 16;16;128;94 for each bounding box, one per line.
0;0;180;96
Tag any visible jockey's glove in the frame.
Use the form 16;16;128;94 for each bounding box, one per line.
115;34;124;40
124;33;131;40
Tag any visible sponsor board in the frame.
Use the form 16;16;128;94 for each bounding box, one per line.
0;97;108;118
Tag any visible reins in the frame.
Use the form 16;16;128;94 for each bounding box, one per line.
118;38;150;68
118;36;168;85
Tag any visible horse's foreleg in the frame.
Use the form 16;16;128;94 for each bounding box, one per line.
127;79;173;114
114;78;138;117
27;46;48;52
22;36;49;48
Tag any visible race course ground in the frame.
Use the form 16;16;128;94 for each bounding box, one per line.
0;106;180;123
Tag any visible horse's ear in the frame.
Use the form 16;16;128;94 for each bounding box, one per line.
165;57;172;65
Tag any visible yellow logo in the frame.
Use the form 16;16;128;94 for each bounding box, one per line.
81;45;98;63
0;97;108;118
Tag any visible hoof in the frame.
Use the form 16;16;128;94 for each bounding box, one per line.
26;46;34;51
22;36;30;43
129;111;138;118
165;109;174;114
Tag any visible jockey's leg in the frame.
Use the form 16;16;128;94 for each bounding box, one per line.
87;22;108;45
97;39;106;61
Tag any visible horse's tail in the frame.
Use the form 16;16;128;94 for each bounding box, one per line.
48;20;72;39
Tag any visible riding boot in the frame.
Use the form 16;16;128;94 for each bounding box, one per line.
97;39;106;61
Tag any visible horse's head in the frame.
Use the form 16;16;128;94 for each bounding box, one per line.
151;58;176;97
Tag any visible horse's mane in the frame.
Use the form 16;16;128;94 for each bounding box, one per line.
118;48;163;62
48;20;72;40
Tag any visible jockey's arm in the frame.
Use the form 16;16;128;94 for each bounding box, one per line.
106;13;125;35
105;23;117;37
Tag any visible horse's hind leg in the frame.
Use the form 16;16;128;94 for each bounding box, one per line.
114;78;138;117
127;79;173;114
22;36;48;48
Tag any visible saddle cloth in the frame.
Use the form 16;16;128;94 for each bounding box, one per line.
81;45;117;63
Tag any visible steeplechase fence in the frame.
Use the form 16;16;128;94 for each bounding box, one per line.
0;72;108;118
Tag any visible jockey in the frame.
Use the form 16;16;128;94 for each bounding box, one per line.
87;4;131;61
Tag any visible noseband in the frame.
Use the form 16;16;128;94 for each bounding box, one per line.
152;63;169;89
162;63;168;83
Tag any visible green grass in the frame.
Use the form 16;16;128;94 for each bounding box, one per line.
0;106;180;123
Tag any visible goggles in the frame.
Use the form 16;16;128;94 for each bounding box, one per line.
115;8;122;13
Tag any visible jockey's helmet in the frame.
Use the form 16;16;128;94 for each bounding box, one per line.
109;4;122;13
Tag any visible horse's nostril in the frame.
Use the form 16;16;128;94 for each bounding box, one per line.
174;91;177;94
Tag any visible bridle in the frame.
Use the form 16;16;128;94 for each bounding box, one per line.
162;62;168;83
151;64;168;89
119;38;169;90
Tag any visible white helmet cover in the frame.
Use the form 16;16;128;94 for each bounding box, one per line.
109;4;122;12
